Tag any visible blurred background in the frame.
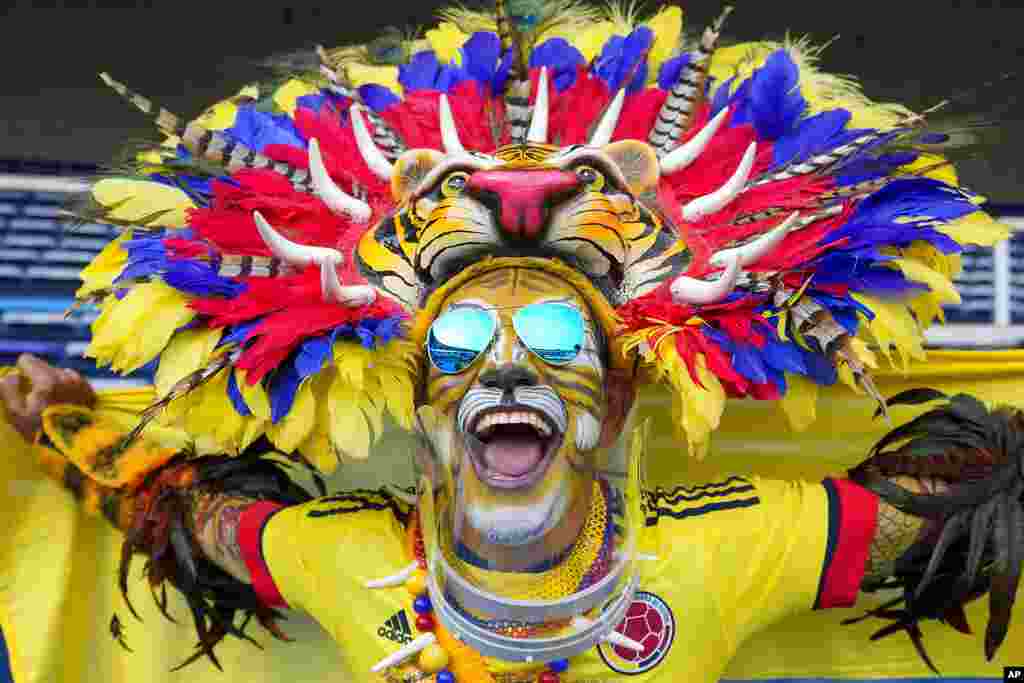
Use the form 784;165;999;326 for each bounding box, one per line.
0;2;1022;682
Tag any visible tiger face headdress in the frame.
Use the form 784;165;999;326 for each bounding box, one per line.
77;1;1008;470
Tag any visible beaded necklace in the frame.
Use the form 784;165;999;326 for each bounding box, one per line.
392;481;614;683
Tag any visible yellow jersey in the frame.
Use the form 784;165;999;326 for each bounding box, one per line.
251;476;876;683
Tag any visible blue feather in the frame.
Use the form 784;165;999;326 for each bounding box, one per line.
219;319;263;348
357;84;401;112
836;151;920;186
295;333;334;377
771;109;867;170
462;32;514;94
530;38;585;92
709;75;736;117
731;344;769;385
732;49;805;140
802;348;838;385
399;51;469;93
226;106;306;152
162;261;246;298
226;369;252;417
592;27;652;93
268;359;303;424
657;53;693;91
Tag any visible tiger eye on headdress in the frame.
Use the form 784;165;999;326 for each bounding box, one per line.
441;172;470;197
574;165;605;192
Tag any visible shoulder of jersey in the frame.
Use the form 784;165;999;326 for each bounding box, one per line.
643;476;761;526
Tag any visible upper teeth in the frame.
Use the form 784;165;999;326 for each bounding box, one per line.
473;410;552;438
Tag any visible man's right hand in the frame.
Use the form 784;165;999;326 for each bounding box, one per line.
0;354;97;442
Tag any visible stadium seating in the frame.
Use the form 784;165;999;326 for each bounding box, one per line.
0;171;154;386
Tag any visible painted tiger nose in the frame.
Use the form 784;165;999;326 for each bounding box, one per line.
466;169;582;240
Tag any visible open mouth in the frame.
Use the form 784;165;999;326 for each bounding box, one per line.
465;407;561;490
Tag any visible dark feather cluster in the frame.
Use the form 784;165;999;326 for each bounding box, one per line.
848;389;1024;671
117;451;313;671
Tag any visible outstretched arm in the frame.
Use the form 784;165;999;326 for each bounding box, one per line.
846;391;1024;669
0;354;307;666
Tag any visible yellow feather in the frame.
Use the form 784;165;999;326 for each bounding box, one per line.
273;78;320;116
854;294;925;370
936;210;1011;247
333;341;371;388
848;336;879;369
426;22;469;64
235;367;271;421
888;258;961;305
327;380;372;461
77;233;130;297
346;63;402;95
91;178;195;228
779;372;819;432
180;371;245;449
154;327;222;397
304;369;340;473
569;21;617;63
643;6;683;83
899;152;958;186
87;281;194;374
266;381;316;453
239;417;270;452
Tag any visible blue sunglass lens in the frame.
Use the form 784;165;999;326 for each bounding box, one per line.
513;303;585;366
428;307;496;374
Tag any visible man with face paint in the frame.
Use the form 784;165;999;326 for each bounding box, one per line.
3;1;1024;682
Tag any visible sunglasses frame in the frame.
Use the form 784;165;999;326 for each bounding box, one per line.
427;302;587;375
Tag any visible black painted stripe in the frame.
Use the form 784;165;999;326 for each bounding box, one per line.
813;479;841;609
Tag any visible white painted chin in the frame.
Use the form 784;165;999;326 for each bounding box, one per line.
464;482;570;547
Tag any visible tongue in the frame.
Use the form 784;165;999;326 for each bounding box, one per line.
483;436;545;477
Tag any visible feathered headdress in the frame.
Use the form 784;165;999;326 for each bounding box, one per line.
74;1;1008;470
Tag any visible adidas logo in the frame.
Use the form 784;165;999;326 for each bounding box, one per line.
378;610;414;645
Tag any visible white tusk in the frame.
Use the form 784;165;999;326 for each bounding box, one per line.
526;66;550;143
350;105;394;181
253;211;344;268
637;553;659;562
438;94;466;154
571;617;646;653
670;253;741;306
681;141;757;222
370;633;437;673
320;263;377;307
659;107;729;174
605;630;646;653
588;88;626;148
709;211;800;268
308;138;373;223
365;561;419;589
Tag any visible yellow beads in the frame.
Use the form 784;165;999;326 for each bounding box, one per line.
405;570;428;596
417;643;449;673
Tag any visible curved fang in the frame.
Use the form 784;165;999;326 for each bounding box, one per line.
709;211;800;268
365;561;419;589
438;94;466;155
350;105;394;181
589;88;626;148
681;141;757;222
659;107;730;174
308;138;372;223
320;263;377;307
526;66;550;143
370;633;437;673
670;253;741;306
253;210;344;268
